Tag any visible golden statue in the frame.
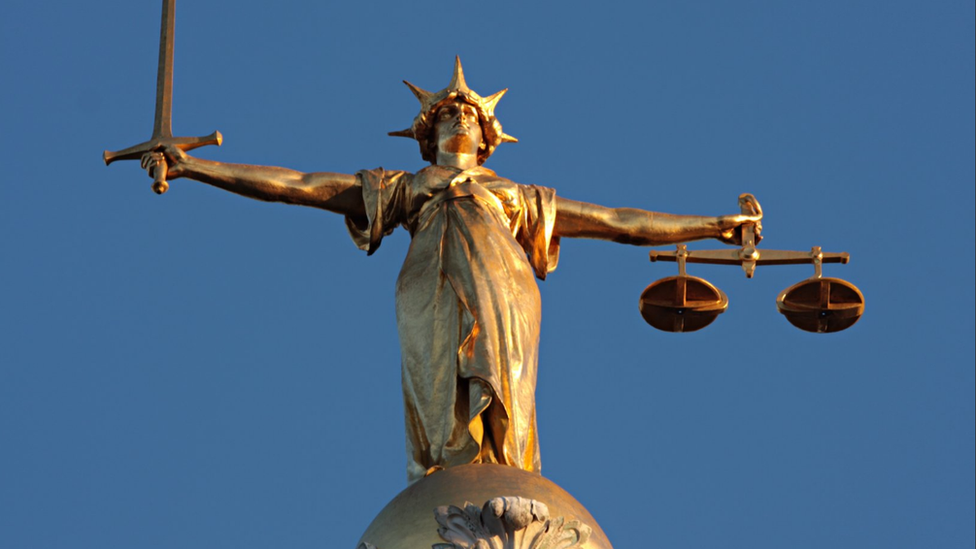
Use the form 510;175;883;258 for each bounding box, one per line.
105;6;868;546
138;58;760;483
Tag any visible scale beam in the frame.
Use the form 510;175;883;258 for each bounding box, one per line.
649;247;849;270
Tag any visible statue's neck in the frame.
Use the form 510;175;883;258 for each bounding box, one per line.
435;151;479;171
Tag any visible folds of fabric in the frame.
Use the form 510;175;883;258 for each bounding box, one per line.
346;166;559;483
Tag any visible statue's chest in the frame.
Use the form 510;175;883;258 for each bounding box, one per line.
408;170;521;220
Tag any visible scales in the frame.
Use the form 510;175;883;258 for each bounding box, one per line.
639;194;864;333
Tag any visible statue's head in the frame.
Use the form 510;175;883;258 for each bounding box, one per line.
389;57;517;166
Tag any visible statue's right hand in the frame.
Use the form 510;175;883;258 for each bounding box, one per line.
139;150;165;176
137;150;170;194
140;146;193;193
140;145;192;181
158;145;190;179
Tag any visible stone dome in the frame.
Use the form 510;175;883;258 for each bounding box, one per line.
357;463;613;549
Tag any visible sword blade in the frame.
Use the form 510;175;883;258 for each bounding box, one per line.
152;0;175;138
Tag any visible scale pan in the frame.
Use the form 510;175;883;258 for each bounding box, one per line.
777;277;864;333
639;275;728;332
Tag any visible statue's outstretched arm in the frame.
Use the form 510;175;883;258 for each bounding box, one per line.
154;146;366;220
553;196;761;246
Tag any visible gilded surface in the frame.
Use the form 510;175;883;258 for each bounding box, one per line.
116;55;762;482
349;165;557;480
357;464;613;549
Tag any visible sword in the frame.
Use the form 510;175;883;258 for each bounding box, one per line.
103;0;221;194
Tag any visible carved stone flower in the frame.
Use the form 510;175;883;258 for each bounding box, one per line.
432;496;591;549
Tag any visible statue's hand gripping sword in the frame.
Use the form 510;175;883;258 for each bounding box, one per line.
103;0;221;194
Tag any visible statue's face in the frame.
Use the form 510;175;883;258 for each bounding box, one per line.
433;101;483;157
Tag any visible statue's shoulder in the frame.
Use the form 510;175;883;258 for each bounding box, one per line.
357;167;414;187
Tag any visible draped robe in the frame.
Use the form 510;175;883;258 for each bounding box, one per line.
345;164;560;483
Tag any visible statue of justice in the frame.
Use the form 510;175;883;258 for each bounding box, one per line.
107;1;863;486
141;58;758;483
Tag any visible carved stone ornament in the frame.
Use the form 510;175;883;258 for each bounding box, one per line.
433;496;592;549
356;496;592;549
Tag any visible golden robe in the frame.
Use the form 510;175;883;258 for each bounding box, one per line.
345;165;560;483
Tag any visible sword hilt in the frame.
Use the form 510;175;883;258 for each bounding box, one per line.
148;153;169;194
103;131;222;195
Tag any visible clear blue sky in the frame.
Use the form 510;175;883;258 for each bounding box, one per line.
2;1;973;547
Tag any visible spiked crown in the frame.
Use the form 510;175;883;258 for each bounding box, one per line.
389;57;517;165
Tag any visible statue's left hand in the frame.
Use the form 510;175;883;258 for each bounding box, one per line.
717;212;762;246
